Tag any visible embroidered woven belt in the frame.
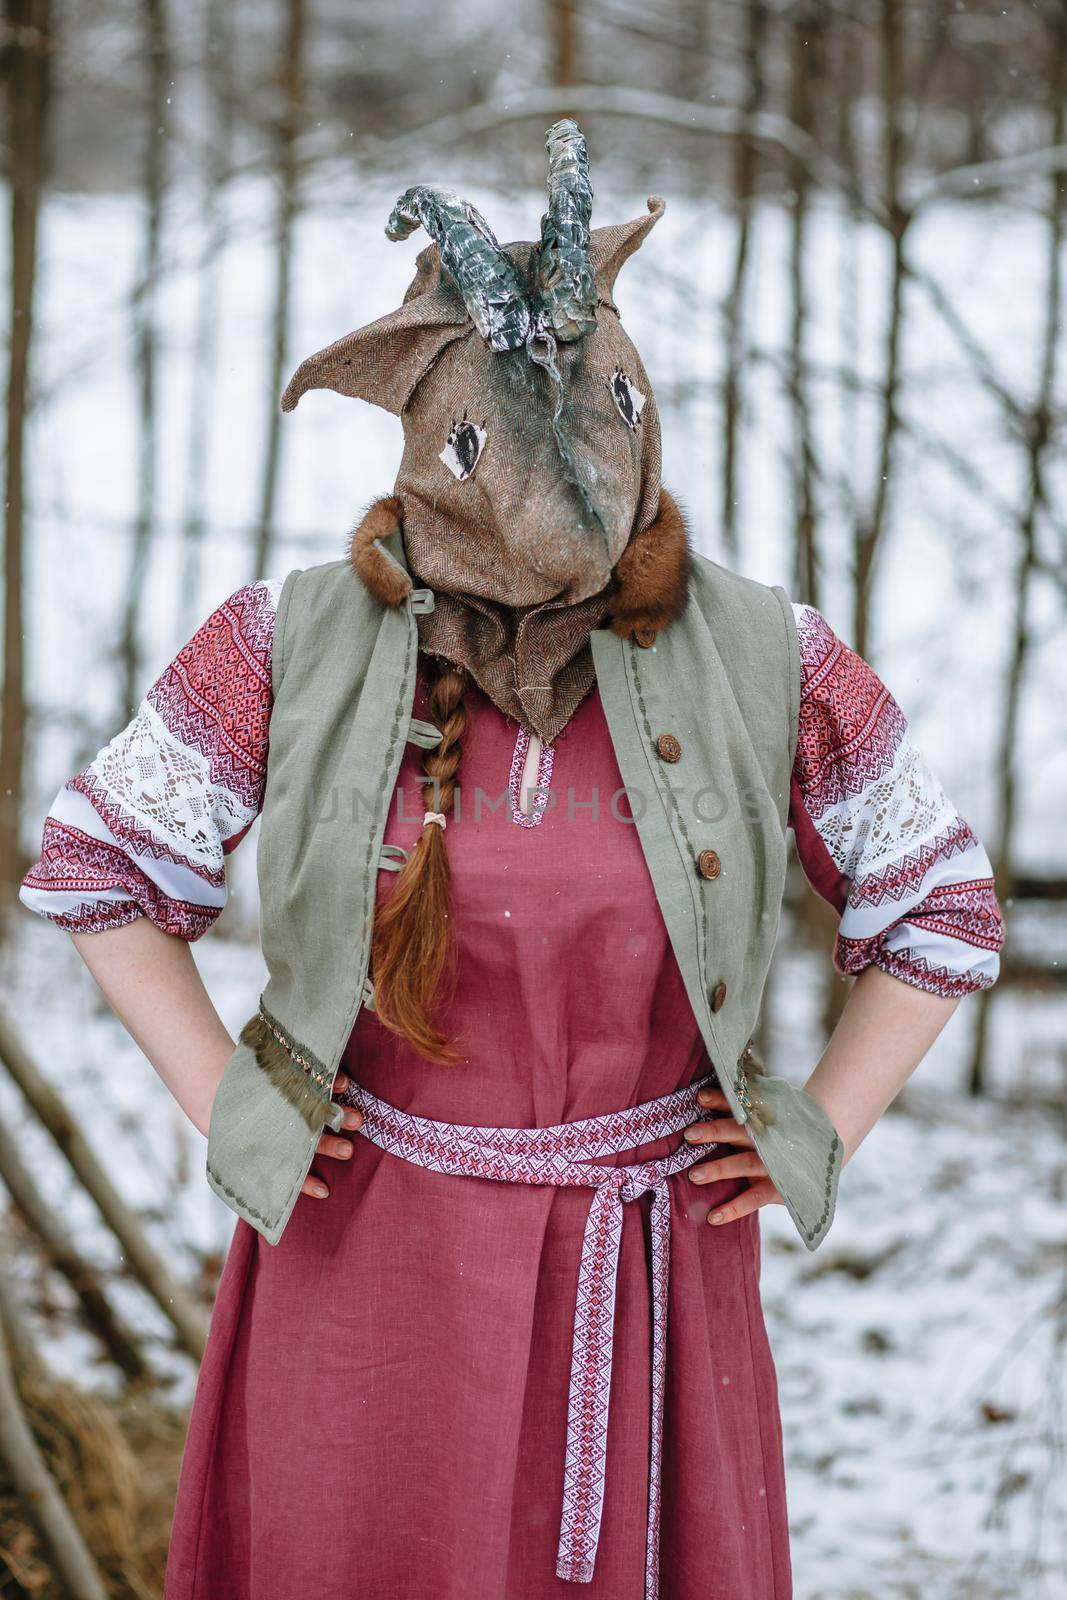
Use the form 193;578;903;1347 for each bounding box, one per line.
337;1073;719;1600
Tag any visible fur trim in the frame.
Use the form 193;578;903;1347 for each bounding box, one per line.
240;1009;334;1132
609;486;692;643
348;495;411;608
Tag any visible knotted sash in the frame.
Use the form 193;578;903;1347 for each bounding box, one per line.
336;1073;719;1600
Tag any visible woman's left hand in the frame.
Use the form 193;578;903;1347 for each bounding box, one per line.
684;1086;785;1226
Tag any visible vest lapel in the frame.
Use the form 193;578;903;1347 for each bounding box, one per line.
592;609;842;1253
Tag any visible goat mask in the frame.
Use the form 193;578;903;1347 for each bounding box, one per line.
282;121;690;742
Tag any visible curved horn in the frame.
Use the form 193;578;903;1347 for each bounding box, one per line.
537;119;597;342
386;186;531;352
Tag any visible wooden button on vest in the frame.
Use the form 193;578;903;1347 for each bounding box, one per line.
656;733;682;763
697;848;722;881
711;982;727;1012
634;625;657;648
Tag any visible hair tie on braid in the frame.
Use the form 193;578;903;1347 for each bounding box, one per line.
423;811;447;830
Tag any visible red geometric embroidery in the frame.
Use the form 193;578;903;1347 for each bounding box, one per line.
68;770;227;887
872;946;998;997
844;818;977;910
147;583;274;811
508;725;555;828
21;817;217;940
835;875;1003;993
898;877;1005;953
794;607;906;819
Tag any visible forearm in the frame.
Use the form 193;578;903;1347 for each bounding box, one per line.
70;917;234;1137
802;963;960;1162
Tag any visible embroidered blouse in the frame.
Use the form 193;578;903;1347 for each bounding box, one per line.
19;582;1003;998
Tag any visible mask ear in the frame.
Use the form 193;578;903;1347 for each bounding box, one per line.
590;195;665;309
281;282;470;416
402;241;446;303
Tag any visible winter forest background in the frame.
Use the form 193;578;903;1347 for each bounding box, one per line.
1;1;1066;1595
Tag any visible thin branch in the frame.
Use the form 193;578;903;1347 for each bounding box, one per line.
0;1104;148;1382
0;1008;208;1362
911;142;1067;206
365;83;884;220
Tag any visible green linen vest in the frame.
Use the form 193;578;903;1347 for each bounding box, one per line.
205;529;843;1250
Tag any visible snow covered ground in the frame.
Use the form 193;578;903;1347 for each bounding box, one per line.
767;947;1067;1599
3;170;1066;1595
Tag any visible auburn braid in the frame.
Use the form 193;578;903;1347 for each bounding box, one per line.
369;657;470;1064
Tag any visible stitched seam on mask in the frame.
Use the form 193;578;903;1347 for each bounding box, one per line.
627;640;709;986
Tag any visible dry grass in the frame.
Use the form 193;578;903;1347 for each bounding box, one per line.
0;1374;186;1599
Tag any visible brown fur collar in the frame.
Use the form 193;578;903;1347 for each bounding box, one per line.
606;486;692;643
347;495;412;607
348;486;692;644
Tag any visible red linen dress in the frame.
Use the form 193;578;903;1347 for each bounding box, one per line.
164;670;792;1600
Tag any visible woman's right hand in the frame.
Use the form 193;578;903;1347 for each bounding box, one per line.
300;1071;364;1199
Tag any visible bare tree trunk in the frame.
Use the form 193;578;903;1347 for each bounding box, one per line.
678;0;711;103
967;2;1067;1095
853;0;908;661
180;0;234;635
0;0;52;905
120;0;169;722
788;0;824;608
835;9;863;526
549;0;579;87
0;1293;109;1600
721;0;768;565
252;0;306;580
0;1008;208;1360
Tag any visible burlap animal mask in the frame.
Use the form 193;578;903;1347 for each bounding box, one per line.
282;120;691;741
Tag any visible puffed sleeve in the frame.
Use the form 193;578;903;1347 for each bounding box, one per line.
19;578;282;939
788;603;1004;997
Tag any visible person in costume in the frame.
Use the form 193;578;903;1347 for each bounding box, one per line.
21;122;1003;1600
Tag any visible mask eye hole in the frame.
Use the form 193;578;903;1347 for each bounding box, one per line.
608;368;646;432
440;413;487;480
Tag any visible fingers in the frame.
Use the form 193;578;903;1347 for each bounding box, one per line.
688;1151;767;1186
686;1126;784;1225
695;1087;743;1116
300;1088;364;1203
331;1073;363;1130
701;1176;783;1226
683;1115;752;1148
317;1131;355;1162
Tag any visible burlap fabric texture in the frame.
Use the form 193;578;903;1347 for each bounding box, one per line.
282;122;679;741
